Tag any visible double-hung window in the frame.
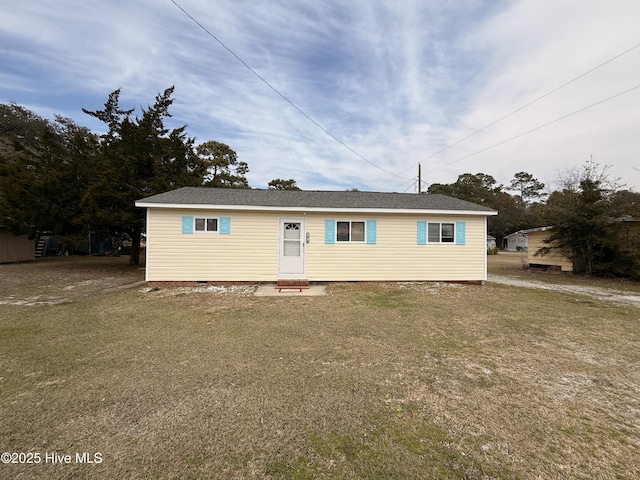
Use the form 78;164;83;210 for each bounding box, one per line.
336;221;365;242
194;217;218;233
418;220;464;245
428;222;455;243
325;219;376;244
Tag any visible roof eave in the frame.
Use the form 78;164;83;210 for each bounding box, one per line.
134;201;497;216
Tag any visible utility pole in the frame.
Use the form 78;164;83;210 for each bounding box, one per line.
418;163;422;194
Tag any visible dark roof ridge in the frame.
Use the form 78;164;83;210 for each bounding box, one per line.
136;186;497;213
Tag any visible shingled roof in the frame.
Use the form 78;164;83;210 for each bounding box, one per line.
136;187;497;214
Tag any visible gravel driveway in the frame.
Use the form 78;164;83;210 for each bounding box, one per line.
488;274;640;308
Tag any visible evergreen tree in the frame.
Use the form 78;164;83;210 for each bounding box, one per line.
0;104;98;248
0;103;47;237
509;171;546;206
538;161;636;276
83;87;204;265
268;178;300;190
196;141;249;189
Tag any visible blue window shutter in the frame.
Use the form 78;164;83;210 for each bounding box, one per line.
182;216;193;234
456;221;466;245
366;220;377;244
219;216;230;234
325;219;335;244
417;221;427;245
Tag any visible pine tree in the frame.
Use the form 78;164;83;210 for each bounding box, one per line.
83;87;204;265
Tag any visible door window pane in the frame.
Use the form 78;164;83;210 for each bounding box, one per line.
283;240;300;256
284;223;300;239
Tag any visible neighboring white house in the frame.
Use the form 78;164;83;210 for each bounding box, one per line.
486;235;496;250
135;187;498;285
503;230;528;251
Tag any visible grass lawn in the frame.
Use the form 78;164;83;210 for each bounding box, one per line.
488;251;640;294
1;257;639;479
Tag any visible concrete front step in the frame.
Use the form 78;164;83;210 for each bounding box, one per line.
276;279;309;291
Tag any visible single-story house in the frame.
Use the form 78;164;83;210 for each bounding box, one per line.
525;226;573;272
135;187;498;285
486;235;496;250
503;230;528;251
525;217;640;274
0;229;35;263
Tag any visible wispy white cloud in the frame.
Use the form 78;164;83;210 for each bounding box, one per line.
1;0;639;191
441;0;640;190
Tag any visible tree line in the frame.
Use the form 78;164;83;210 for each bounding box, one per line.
1;87;639;276
0;87;299;266
428;165;640;277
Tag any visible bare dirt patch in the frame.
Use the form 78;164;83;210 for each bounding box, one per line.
142;284;258;297
487;252;640;306
0;256;144;305
488;274;640;308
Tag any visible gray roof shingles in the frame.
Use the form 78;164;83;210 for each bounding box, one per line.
136;187;496;213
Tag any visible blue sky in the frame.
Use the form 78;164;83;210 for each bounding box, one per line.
2;0;639;192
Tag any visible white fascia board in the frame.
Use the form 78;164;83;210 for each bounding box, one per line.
135;201;498;216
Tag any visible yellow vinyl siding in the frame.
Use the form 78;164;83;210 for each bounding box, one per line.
145;209;488;282
306;213;486;281
146;209;279;281
526;231;573;272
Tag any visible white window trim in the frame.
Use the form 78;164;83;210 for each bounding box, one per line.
194;216;219;233
335;220;367;243
427;221;455;244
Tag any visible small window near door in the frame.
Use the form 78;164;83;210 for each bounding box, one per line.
284;222;300;238
283;222;301;256
194;217;218;233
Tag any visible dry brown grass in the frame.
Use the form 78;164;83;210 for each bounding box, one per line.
1;257;639;479
489;251;640;294
0;256;145;305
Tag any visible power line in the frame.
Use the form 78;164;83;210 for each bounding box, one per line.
169;0;409;180
400;180;417;193
397;41;640;177
422;83;640;176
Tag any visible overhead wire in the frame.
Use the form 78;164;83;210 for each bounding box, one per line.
395;41;640;178
397;178;417;193
386;83;640;192
422;83;640;176
169;0;410;181
171;0;640;190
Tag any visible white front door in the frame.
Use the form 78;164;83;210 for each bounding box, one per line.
278;218;305;278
